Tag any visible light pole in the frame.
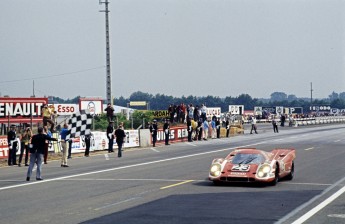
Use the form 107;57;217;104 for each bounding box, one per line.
310;82;313;113
99;0;112;105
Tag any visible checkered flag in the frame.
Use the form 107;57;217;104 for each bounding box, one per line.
66;109;92;139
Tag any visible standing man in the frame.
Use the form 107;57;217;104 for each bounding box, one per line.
163;119;170;145
107;121;114;153
225;119;230;138
272;116;279;133
67;139;73;159
216;118;221;139
211;118;216;139
200;104;207;122
250;116;258;134
19;126;32;167
26;127;57;181
187;117;192;142
42;104;55;132
203;119;209;140
43;126;51;164
197;119;203;141
7;125;18;166
84;133;92;157
60;124;70;167
168;104;175;123
280;114;286;127
114;125;126;157
150;120;158;147
104;103;115;123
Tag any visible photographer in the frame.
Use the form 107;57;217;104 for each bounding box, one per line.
19;126;32;167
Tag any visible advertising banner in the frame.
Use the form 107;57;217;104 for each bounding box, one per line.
289;107;303;114
0;97;48;123
0;136;21;159
79;98;103;115
310;105;331;112
154;126;188;144
275;106;284;115
229;105;244;115
254;107;262;116
206;107;221;118
0;130;139;158
53;104;79;116
153;110;169;118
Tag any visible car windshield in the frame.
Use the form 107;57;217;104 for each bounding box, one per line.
231;153;265;164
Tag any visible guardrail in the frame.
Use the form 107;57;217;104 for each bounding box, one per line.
244;116;345;126
294;116;345;126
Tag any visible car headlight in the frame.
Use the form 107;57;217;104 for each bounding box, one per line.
210;164;221;177
257;164;271;178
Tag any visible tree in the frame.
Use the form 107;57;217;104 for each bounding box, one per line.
115;96;128;107
129;91;153;102
287;94;298;102
328;91;339;101
331;99;345;109
270;92;287;102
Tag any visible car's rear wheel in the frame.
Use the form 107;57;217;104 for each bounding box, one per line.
286;161;294;180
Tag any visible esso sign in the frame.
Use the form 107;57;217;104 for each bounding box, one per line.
58;105;75;113
54;104;78;115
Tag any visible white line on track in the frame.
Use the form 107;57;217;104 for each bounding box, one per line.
334;139;341;142
94;197;141;211
150;147;160;152
276;176;345;224
291;185;345;224
281;182;332;186
304;147;315;151
185;142;197;147
0;141;264;191
274;139;284;142
327;214;345;218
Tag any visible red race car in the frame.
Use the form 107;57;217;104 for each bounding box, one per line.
209;148;296;186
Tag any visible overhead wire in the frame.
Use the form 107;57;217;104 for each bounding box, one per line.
0;66;105;84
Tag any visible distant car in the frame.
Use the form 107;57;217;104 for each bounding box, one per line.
209;148;295;186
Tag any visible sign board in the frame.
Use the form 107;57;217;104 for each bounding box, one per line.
310;105;331;112
79;98;103;115
53;104;79;115
229;105;244;115
153;110;169;118
275;106;284;115
206;107;221;118
254;107;262;116
129;101;146;106
289;107;303;114
330;108;339;115
0;97;48;123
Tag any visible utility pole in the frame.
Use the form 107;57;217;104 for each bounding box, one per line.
99;0;112;105
310;82;313;112
32;80;35;97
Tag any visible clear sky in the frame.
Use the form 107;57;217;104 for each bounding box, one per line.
0;0;344;100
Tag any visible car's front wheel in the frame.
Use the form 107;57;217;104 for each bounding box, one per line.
213;181;222;186
269;165;279;186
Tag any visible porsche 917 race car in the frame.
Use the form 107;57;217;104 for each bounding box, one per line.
209;148;296;186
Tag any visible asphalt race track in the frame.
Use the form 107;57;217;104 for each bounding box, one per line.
1;123;345;224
